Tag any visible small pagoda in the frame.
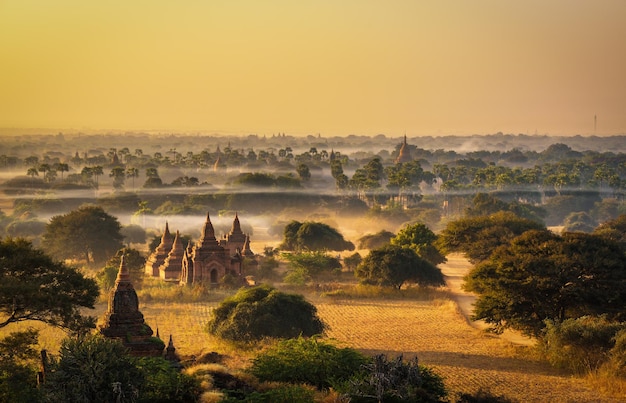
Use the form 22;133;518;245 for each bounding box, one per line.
99;256;164;357
145;222;174;276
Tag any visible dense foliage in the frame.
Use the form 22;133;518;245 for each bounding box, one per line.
390;222;446;265
436;211;545;263
0;237;99;332
281;220;355;252
43;335;201;403
206;285;326;341
357;230;395;250
283;251;341;284
540;316;626;374
96;248;147;291
249;337;369;389
465;230;626;337
0;329;41;402
341;354;447;403
594;214;626;248
355;244;445;289
42;204;124;265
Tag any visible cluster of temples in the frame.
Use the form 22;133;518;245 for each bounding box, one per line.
145;212;256;285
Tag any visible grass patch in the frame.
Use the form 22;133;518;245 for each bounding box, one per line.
319;283;451;301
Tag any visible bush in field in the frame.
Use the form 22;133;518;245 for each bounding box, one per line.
206;285;326;341
540;316;626;374
283;251;341;283
340;354;447;403
43;334;144;402
136;357;202;403
249;337;369;390
609;328;626;377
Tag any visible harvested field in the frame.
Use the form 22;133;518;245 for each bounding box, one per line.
4;254;623;402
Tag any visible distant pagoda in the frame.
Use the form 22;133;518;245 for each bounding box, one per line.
395;134;413;164
99;257;164;357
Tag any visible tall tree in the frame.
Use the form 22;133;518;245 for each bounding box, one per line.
53;162;69;181
390;222;446;265
355;244;445;289
109;166;126;189
126;167;139;190
280;220;354;252
465;230;626;337
296;163;311;182
42;205;124;265
437;211;545;263
0;237;99;332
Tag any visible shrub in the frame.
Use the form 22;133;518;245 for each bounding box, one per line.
137;357;202;403
608;328;626;377
540;316;626;373
249;337;369;390
206;285;326;341
43;334;144;402
339;354;447;403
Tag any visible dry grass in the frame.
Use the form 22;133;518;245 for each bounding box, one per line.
3;279;625;402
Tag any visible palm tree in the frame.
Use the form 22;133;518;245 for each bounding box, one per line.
54;163;69;181
109;167;126;189
91;165;103;188
27;167;39;180
38;163;51;182
126;167;139;191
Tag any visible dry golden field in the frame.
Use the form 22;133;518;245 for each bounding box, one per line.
5;255;625;402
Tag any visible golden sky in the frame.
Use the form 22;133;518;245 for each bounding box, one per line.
1;0;625;136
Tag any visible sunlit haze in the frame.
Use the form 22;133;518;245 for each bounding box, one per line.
1;0;625;136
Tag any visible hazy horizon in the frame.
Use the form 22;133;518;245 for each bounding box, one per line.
2;1;625;136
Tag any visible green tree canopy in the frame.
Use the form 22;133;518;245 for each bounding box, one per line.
466;192;546;224
390;222;446;265
357;230;395;250
563;211;596;233
593;214;626;249
283;250;341;283
465;230;626;337
355;244;445;289
249;337;369;390
436;211;545;263
96;248;146;291
0;329;41;402
280;220;355;252
206;285;326;341
42;205;124;265
43;334;144;402
0;237;99;332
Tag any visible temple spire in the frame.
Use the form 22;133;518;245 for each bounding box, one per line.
231;212;242;235
198;211;220;249
116;255;131;285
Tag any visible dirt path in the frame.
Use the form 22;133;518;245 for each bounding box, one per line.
315;253;624;402
441;253;535;346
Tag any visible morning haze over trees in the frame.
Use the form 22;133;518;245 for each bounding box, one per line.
1;131;626;401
